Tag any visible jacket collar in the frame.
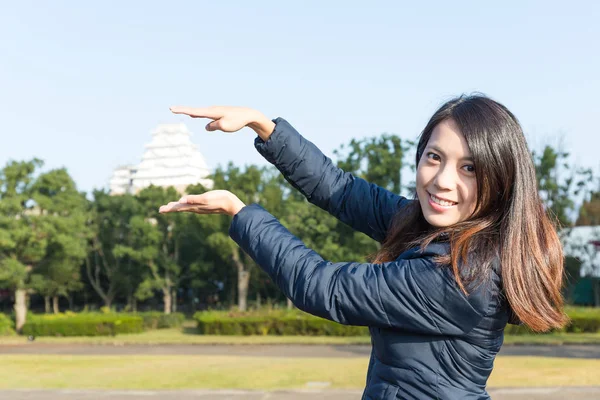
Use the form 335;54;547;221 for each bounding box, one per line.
398;242;450;260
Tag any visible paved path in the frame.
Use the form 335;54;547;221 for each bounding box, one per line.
2;387;600;400
1;343;599;358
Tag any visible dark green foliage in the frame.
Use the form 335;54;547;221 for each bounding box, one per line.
21;313;144;337
2;136;598;329
196;307;600;337
334;134;415;195
504;307;600;335
132;312;185;329
0;313;15;335
194;309;369;336
576;191;600;226
533;145;593;227
17;311;184;337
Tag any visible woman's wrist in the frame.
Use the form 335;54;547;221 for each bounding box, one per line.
228;196;247;217
247;111;276;141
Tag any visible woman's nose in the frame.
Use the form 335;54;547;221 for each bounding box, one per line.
433;166;457;190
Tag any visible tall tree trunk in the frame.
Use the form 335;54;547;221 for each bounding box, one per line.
52;296;59;314
257;292;262;309
14;289;28;332
86;253;116;311
172;288;177;313
237;269;250;312
127;288;137;312
229;275;236;306
44;296;51;313
232;248;250;312
163;289;172;314
68;294;74;311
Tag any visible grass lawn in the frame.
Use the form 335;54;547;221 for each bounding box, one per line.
0;328;371;345
1;354;599;390
503;332;600;345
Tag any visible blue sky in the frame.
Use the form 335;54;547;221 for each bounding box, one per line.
1;1;599;196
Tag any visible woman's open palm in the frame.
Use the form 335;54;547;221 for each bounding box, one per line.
158;190;246;216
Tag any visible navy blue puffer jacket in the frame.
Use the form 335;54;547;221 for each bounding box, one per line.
228;118;511;399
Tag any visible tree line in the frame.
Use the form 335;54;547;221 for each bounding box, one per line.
1;134;598;331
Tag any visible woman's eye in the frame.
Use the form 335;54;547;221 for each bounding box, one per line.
462;165;476;173
426;152;441;161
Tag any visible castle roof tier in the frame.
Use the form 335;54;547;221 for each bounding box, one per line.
109;123;214;195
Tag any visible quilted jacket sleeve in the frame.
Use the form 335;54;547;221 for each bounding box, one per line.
229;204;485;336
254;118;409;243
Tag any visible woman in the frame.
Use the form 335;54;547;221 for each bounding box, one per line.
159;95;567;399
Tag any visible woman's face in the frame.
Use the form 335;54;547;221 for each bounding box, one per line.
416;119;478;227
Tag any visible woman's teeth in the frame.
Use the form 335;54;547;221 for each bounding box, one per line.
430;193;457;207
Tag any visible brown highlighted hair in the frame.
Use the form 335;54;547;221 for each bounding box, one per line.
372;94;568;332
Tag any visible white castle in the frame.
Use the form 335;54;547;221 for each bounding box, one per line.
109;123;214;195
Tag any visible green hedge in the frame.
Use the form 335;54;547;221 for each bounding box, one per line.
0;313;15;336
21;313;144;337
496;306;600;335
194;309;369;336
564;307;600;332
194;307;600;336
132;312;185;330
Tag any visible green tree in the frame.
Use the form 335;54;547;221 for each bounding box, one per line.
202;163;265;312
169;182;228;311
534;145;593;227
27;169;88;313
136;185;186;314
267;135;415;308
113;213;162;310
334;134;415;194
332;133;416;264
331;134;416;258
0;159;48;330
86;190;155;311
576;181;600;226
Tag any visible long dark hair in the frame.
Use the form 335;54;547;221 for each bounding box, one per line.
372;94;568;332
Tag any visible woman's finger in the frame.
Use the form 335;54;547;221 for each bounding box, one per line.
159;203;225;215
169;106;223;119
158;202;193;213
178;194;206;204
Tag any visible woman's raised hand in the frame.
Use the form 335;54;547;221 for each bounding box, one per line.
158;190;246;217
170;105;276;141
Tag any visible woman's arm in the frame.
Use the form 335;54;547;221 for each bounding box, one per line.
229;203;485;335
253;118;408;243
169;106;408;243
157;191;485;335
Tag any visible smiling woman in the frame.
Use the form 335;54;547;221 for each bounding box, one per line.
416;119;478;227
158;94;567;399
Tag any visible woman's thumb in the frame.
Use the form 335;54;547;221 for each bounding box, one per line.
206;120;222;131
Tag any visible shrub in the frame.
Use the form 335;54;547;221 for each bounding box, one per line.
193;306;600;336
21;313;144;337
562;307;600;333
132;312;185;330
0;313;15;336
503;306;600;335
194;309;369;336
